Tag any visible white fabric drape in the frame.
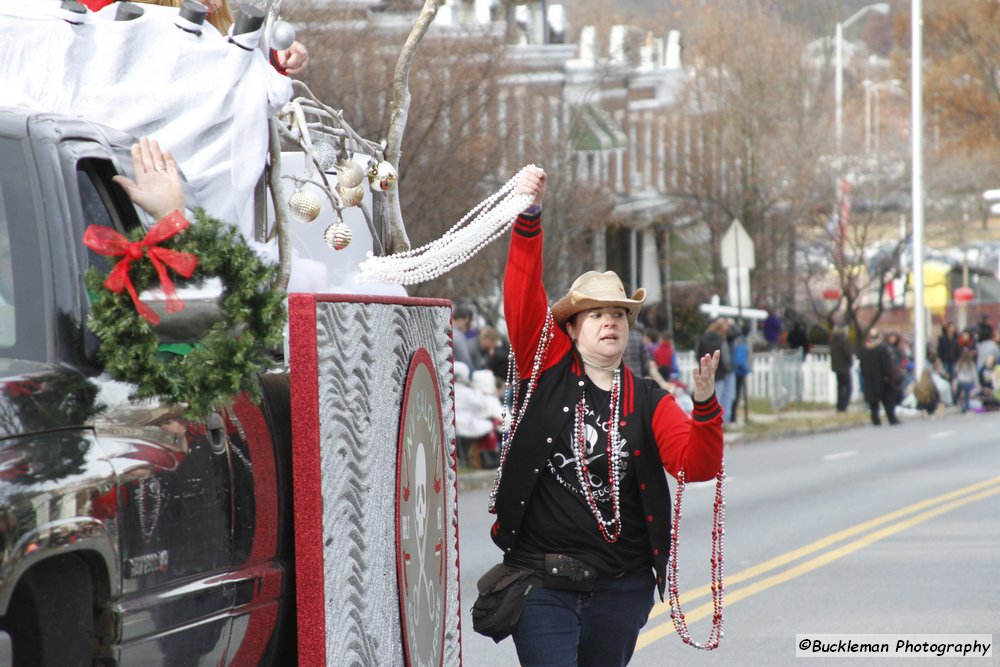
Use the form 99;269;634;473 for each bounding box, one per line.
0;0;292;239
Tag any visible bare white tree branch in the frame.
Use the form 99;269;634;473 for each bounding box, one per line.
384;0;445;254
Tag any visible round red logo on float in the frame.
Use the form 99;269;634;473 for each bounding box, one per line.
396;348;447;667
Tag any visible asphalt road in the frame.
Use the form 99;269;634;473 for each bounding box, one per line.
457;411;1000;666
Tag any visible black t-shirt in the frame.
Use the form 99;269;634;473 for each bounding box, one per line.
517;378;651;574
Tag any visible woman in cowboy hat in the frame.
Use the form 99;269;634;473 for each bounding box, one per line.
481;165;724;666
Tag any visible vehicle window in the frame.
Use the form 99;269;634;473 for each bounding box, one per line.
77;159;135;274
0;214;13;346
0;137;44;359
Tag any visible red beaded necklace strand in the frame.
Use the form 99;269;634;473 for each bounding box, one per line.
667;465;726;650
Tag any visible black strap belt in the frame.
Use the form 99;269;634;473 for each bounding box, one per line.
504;552;598;592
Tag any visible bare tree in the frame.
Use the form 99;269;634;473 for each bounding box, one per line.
910;0;1000;227
798;193;908;344
667;0;830;310
292;4;516;295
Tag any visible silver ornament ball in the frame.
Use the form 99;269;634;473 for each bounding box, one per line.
336;160;365;188
289;190;321;222
312;142;337;172
324;221;353;250
271;20;296;51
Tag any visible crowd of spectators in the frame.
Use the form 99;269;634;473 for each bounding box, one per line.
927;314;1000;414
849;313;1000;418
452;304;707;468
452;301;1000;466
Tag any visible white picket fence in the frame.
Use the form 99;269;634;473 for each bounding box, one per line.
675;349;859;408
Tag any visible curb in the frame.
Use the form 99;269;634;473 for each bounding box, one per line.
457;469;496;492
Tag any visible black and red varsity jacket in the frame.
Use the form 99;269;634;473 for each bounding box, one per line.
490;210;724;599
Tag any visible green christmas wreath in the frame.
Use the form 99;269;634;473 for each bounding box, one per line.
84;210;286;417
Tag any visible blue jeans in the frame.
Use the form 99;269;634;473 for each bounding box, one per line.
955;381;975;413
512;568;655;667
717;372;736;420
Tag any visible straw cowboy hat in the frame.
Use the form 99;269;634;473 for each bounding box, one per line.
551;271;645;329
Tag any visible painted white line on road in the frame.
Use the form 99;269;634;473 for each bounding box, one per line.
929;431;955;440
822;450;859;462
685;478;730;490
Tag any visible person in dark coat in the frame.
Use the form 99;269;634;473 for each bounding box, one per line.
859;329;900;426
787;320;810;358
977;314;994;346
936;322;959;382
829;324;853;412
696;318;733;419
763;309;782;349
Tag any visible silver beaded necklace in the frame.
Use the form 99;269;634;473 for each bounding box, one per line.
571;368;623;543
488;309;555;513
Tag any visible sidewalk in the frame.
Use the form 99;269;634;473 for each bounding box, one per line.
722;406;869;445
456;404;953;491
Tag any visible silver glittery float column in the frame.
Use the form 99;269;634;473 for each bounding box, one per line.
288;294;460;666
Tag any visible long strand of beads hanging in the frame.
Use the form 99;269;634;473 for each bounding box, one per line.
357;166;536;285
668;465;726;651
488;310;555;513
571;369;623;543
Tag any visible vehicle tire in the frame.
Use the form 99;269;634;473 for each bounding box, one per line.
0;555;95;667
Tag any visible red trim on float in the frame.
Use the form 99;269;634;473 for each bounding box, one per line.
228;394;280;666
287;293;326;666
232;395;279;561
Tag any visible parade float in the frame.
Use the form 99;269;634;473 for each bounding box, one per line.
0;2;726;664
0;0;501;663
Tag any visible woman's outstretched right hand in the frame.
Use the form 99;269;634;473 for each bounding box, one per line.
516;165;546;212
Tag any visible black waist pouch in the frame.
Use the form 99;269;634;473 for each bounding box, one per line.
471;563;540;643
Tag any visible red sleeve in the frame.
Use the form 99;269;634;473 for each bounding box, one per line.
503;211;570;378
651;393;724;482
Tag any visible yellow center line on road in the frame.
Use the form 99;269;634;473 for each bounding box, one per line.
636;476;1000;651
647;474;1000;621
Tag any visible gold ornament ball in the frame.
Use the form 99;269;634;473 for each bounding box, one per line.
337;184;365;207
289;190;321;222
324;222;353;250
336;161;365;189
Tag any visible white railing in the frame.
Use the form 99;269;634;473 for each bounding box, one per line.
675;350;859;408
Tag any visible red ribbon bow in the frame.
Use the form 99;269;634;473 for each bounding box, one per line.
82;211;198;325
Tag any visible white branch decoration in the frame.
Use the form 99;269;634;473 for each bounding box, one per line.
383;0;446;254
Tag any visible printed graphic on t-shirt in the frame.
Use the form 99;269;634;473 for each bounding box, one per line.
547;399;629;505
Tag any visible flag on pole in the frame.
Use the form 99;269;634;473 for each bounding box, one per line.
835;177;852;263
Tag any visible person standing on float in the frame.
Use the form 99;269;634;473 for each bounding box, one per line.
488;166;724;667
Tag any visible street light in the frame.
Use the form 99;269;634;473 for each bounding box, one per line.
835;3;890;156
912;0;926;378
863;79;903;155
